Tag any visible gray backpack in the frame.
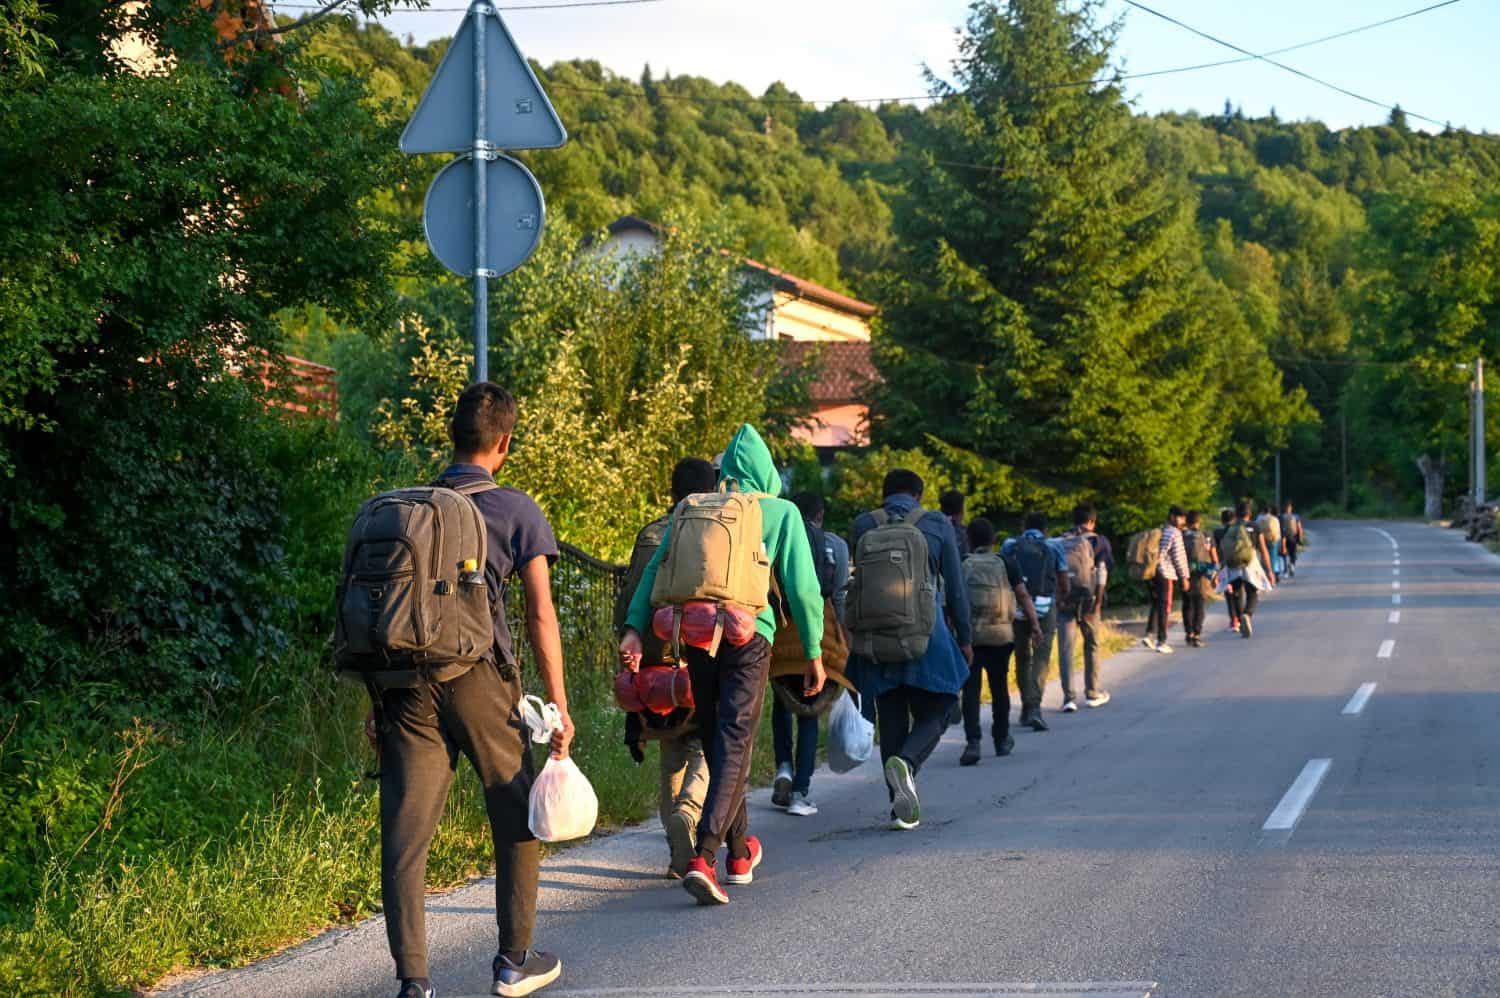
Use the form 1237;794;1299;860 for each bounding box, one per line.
848;507;937;665
334;481;497;687
964;552;1015;646
1059;530;1097;612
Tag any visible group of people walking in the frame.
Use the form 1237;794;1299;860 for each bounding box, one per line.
1137;498;1305;653
344;384;1308;998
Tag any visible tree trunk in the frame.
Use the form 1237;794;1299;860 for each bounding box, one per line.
1417;454;1446;520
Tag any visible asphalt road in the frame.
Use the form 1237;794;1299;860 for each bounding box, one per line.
164;521;1500;998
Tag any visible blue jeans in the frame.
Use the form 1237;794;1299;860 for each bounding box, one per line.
772;699;819;795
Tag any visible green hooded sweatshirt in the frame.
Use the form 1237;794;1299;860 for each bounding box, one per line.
625;424;825;660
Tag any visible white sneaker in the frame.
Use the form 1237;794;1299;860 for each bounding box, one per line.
1086;691;1112;708
1061;700;1079;713
1140;636;1158;650
787;792;818;817
1156;643;1174;655
772;763;792;808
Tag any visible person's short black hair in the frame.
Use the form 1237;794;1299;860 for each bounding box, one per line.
1073;502;1096;527
670;457;717;505
1221;508;1234;525
1186;509;1202;527
883;468;924;500
968;517;996;550
450;382;518;454
1283;500;1294;512
791;491;826;521
1024;510;1047;532
939;489;965;516
1235;498;1253;518
1168;504;1186;521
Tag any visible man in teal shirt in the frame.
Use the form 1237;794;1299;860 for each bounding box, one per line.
619;424;825;906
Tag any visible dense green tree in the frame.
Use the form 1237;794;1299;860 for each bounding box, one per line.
871;0;1306;530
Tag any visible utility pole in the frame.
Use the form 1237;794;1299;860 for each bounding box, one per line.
1476;356;1486;505
1340;407;1348;512
1274;450;1282;510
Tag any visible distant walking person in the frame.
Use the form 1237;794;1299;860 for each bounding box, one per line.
1003;512;1071;728
1142;506;1188;654
770;491;848;818
941;489;971;557
1255;501;1285;582
1280;501;1304;578
1179;510;1216;647
959;517;1041;764
1056;503;1112;710
1220;499;1273;638
347;382;573;998
1213;508;1240;634
847;469;973;830
615;457;718;879
620;425;826;906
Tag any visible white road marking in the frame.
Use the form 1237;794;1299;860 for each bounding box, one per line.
1394;559;1401;566
1393;594;1402;605
1392;581;1400;589
1368;526;1399;549
1389;611;1401;623
1377;639;1395;659
1264;758;1333;832
1393;568;1400;576
1342;683;1377;715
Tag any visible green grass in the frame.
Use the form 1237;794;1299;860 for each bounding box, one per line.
0;664;684;996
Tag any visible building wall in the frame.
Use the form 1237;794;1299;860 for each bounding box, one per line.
771;294;870;343
794;403;870;448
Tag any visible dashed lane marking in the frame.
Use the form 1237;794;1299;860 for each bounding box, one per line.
1389;611;1401;623
1262;758;1333;841
1378;639;1395;659
1342;683;1377;715
1393;594;1402;605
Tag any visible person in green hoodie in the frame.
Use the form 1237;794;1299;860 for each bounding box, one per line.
618;424;825;907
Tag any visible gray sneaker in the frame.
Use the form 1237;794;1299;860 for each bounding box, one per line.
884;756;920;828
1085;691;1112;708
786;792;818;817
493;951;561;997
771;763;793;809
663;810;696;879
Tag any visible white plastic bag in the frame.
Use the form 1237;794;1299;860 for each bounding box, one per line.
529;756;599;843
826;690;874;773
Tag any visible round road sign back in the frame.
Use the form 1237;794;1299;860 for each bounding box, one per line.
422;153;545;278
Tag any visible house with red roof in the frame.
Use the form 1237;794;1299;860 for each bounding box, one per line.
602;216;878;450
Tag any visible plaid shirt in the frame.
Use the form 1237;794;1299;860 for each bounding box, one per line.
1157;524;1191;582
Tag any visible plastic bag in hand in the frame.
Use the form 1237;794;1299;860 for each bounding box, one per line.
827;690;874;773
528;756;599;842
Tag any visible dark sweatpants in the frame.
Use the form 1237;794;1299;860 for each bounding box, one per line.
378;660;537;981
1182;582;1206;638
1012;613;1054;714
962;643;1014;745
1144;576;1173;644
1230;578;1260;620
684;635;772;862
877;685;957;783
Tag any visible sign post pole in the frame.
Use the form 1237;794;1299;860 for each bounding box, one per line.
472;1;491;383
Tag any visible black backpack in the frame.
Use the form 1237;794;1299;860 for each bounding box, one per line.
804;519;837;599
1014;534;1056;600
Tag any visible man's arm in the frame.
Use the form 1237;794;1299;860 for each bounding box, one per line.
1013;581;1042;643
772;506;826;696
620;524;671;670
519;555;574;759
1050;541;1071;598
938;520;973;656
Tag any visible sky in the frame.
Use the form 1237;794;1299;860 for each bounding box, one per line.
307;0;1496;134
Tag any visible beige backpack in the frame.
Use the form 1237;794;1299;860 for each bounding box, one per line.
650;487;772;614
964;552;1015;646
848;507;937;664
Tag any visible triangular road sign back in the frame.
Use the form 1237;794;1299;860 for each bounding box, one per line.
400;7;567;154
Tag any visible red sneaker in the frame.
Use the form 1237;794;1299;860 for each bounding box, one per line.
682;857;728;905
723;836;763;886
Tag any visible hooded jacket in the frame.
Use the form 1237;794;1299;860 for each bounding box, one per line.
625;425;825;660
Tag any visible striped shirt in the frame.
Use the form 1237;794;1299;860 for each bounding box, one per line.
1157;524;1191;582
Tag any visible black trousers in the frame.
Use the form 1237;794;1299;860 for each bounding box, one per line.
1230;578;1260;619
961;643;1015;744
684;635;772;862
1286;538;1300;566
378;661;537;981
1182;582;1206;637
877;685;957;783
1144;576;1173;643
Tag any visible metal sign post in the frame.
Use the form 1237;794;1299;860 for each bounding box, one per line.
1477;356;1486;506
399;2;567;384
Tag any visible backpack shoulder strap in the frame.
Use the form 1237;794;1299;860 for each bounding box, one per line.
869;508;891;527
902;506;927;526
452;480;501;497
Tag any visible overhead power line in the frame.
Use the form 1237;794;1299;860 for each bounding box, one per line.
269;0;665;11
1122;0;1447;128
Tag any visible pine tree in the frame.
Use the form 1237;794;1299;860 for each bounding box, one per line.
873;0;1299;527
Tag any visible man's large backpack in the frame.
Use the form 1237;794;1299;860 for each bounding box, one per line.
848;507;937;664
1280;512;1302;543
1222;521;1256;568
1184;528;1212;570
1127;527;1163;581
650;487;772;613
964;552;1015;646
1058;530;1098;613
805;519;837;600
1256;511;1282;544
1014;534;1057;601
615;514;672;664
334;482;497;687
